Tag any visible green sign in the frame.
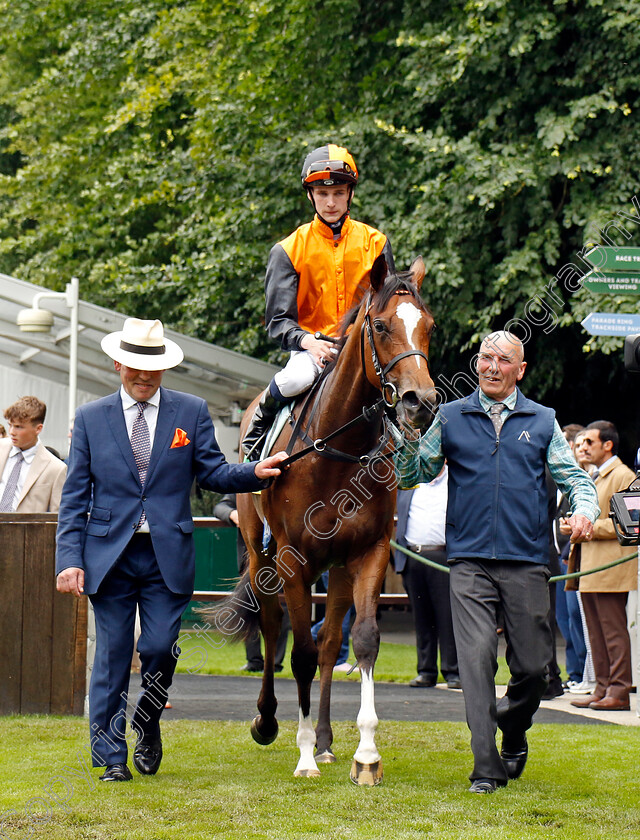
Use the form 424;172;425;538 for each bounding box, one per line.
583;270;640;295
584;246;640;272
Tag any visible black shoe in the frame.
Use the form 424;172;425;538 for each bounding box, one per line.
99;763;133;782
133;736;163;776
500;734;528;780
240;662;263;673
541;682;564;700
242;389;284;461
446;678;462;690
410;674;436;688
469;778;499;794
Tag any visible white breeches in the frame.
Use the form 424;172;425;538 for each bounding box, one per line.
273;351;324;398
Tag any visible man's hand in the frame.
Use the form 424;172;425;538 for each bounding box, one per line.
300;333;337;367
254;450;288;480
565;513;594;543
56;567;85;598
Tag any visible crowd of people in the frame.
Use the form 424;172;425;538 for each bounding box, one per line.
5;142;632;794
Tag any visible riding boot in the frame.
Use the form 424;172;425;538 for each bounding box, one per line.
242;388;284;461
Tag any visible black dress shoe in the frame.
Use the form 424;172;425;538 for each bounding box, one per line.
541;682;564;700
99;763;133;782
469;778;499;794
446;678;462;690
410;674;436;688
500;734;528;780
133;737;163;775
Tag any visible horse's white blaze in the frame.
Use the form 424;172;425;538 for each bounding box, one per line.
396;301;422;368
294;710;319;776
353;669;380;764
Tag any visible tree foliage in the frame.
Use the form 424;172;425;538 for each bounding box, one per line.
1;0;640;442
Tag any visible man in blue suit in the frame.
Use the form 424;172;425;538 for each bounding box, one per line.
56;318;285;782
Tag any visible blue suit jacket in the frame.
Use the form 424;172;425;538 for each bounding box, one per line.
56;387;262;594
393;488;415;575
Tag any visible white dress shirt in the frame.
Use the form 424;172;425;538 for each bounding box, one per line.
405;465;448;546
119;386;161;532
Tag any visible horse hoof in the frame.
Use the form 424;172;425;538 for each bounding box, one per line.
314;749;336;764
294;767;321;778
350;759;383;786
250;715;279;746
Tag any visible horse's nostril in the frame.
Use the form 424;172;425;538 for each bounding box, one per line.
401;391;420;410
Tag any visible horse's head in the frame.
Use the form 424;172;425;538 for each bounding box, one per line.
363;254;437;430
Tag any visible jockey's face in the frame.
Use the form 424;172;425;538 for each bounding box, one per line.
308;184;350;224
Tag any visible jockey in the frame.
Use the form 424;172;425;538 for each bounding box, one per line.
243;144;395;459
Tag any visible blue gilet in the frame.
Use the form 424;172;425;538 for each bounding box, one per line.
440;388;555;565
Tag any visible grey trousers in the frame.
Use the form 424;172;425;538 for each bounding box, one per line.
449;559;552;782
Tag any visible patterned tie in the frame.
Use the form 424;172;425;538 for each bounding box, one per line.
489;402;506;436
131;402;151;528
0;451;24;512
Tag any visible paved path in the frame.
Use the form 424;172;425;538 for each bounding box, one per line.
162;674;637;726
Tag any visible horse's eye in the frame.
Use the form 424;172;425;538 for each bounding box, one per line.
373;320;386;334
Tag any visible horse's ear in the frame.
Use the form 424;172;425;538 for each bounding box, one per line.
370;254;388;293
409;256;425;292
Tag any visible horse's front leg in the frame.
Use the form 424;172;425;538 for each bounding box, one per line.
315;566;353;763
348;546;388;786
285;579;320;778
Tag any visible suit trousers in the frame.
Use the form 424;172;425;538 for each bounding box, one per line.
88;534;190;766
580;591;631;700
401;549;458;681
449;559;551;782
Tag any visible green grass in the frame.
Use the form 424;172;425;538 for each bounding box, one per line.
0;716;638;839
175;630;514;685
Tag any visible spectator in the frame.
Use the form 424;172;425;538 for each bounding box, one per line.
553;426;591;693
214;493;290;672
55;318;286;783
569;421;637;711
310;571;357;673
394;330;598;793
0;396;66;512
394;465;460;689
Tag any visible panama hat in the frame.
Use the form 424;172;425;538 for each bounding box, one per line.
101;318;184;371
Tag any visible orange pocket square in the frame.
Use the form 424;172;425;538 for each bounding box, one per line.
170;428;191;449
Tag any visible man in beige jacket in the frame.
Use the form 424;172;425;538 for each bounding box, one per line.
570;420;636;711
0;396;67;513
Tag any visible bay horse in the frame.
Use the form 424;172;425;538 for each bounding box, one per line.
220;254;436;784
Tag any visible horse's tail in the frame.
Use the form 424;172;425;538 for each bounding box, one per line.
197;568;261;644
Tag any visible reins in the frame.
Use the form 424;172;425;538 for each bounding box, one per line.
277;291;428;469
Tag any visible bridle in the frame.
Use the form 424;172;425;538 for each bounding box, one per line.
361;291;430;410
279;291;430;468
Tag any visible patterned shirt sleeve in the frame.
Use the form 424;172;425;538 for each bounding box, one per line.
395;413;445;489
547;420;599;522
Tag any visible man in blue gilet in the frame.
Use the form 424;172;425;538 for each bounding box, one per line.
395;330;598;794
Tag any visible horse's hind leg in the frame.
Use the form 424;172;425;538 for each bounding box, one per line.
348;548;387;786
251;587;283;746
284;580;321;778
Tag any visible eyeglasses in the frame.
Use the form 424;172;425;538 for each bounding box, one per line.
580;437;599;446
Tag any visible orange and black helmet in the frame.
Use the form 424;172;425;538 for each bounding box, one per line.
301;145;359;189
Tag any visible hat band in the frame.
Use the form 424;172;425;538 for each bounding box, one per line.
120;340;166;356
